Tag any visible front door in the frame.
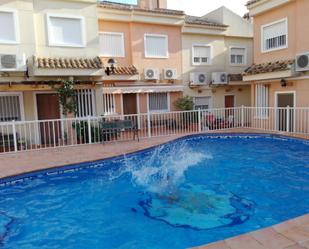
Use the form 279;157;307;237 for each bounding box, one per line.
36;93;61;145
225;95;235;117
123;94;137;115
277;93;295;132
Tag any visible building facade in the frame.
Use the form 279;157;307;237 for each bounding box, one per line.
97;0;184;116
182;7;253;110
244;0;309;108
0;0;103;124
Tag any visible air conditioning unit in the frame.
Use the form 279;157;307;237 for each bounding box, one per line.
164;69;177;80
144;68;159;80
296;53;309;72
190;72;208;85
0;54;26;71
212;72;228;85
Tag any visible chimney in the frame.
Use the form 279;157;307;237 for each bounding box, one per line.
138;0;167;9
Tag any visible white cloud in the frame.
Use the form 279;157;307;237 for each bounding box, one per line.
168;0;248;17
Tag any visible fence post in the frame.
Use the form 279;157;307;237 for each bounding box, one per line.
286;105;290;133
198;109;202;133
87;116;92;144
12;120;18;152
147;112;151;138
241;105;244;128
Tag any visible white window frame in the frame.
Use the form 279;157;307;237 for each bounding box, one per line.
261;17;288;53
99;32;125;58
103;93;116;115
75;89;96;118
0;92;25;122
144;34;169;59
192;44;212;66
147;92;170;113
0;8;19;45
46;13;86;48
229;46;247;66
255;84;269;119
194;96;213;110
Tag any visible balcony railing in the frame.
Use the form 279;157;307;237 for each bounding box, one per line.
0;106;308;154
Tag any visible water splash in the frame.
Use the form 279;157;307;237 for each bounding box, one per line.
113;141;212;193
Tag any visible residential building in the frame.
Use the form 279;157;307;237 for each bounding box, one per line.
182;7;253;110
244;0;309;113
97;0;184;115
0;0;103;124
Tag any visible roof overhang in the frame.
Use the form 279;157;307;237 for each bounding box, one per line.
243;69;295;81
248;0;294;16
103;74;140;81
29;68;105;77
103;84;184;94
97;7;185;26
182;24;226;35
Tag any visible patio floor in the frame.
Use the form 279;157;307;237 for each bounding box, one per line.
0;128;308;249
192;214;309;249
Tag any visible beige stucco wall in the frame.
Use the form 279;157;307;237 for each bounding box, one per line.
0;0;35;60
0;0;100;60
33;0;100;58
182;32;253;107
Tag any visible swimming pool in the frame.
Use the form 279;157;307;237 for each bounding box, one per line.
0;134;308;249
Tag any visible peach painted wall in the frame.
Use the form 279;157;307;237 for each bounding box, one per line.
253;0;309;64
98;20;183;84
251;80;309;107
98;21;132;66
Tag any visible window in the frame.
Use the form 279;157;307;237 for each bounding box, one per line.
148;93;169;112
100;32;125;57
194;97;212;110
262;18;288;52
192;45;211;65
255;84;269;118
47;14;85;47
75;89;96;117
0;9;19;44
144;34;168;58
0;93;23;121
103;94;116;115
230;47;246;65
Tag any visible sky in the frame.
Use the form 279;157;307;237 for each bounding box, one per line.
106;0;249;17
168;0;248;17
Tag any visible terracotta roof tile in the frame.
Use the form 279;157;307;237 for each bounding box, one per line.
229;74;243;81
185;15;227;28
98;1;184;16
112;65;139;75
243;59;295;76
36;57;103;69
246;0;263;6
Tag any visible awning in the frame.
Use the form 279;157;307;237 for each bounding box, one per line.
102;85;184;94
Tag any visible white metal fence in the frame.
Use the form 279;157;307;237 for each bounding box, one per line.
0;106;308;154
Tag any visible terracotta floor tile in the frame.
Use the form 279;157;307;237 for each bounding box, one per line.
279;227;309;243
284;244;307;249
191;241;231;249
250;227;295;249
225;234;266;249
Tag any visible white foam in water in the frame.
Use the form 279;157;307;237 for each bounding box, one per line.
117;142;213;193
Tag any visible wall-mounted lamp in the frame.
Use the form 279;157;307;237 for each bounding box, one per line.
280;78;287;87
105;58;117;76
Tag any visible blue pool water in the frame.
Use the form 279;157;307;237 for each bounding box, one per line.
0;134;308;249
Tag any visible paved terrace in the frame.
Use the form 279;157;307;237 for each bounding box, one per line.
0;128;308;249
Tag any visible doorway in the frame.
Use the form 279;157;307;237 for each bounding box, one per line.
36;93;61;145
276;92;295;132
123;94;137;115
225;95;235;117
